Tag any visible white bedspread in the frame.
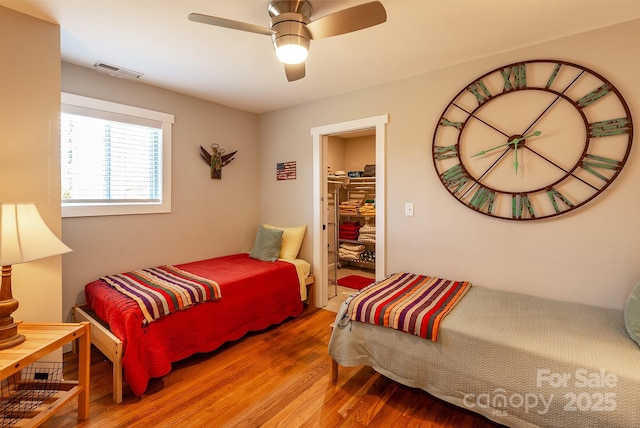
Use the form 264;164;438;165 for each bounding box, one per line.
328;286;640;427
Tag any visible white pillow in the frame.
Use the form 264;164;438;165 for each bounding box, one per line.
624;282;640;347
263;224;306;260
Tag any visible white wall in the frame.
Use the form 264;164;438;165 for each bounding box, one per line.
61;63;261;321
0;6;62;323
259;19;640;310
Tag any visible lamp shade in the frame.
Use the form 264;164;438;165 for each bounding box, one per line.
0;204;72;266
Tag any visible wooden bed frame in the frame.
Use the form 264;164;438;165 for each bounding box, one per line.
74;275;314;403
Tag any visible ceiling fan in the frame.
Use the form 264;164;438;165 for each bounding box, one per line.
188;1;387;82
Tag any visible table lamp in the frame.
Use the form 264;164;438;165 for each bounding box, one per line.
0;203;72;349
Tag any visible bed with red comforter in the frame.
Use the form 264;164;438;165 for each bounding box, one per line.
81;253;305;399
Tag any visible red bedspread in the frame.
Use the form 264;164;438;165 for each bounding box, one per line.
85;253;303;396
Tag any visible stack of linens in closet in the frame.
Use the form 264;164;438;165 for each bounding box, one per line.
339;243;365;260
339;221;361;241
358;223;375;243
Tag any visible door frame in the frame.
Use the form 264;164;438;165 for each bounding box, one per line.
311;114;388;307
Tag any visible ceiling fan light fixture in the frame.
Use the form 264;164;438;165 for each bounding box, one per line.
188;1;387;81
274;35;309;64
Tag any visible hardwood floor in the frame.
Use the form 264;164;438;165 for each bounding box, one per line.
42;308;501;428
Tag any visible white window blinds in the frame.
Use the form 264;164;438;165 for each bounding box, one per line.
61;93;173;217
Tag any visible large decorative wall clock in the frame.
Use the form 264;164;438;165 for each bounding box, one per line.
432;60;633;220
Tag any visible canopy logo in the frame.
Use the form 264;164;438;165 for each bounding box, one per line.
462;368;618;417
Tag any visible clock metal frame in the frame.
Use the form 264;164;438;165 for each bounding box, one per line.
432;60;633;221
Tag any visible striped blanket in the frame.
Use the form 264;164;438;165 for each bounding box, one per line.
101;265;222;324
347;272;471;341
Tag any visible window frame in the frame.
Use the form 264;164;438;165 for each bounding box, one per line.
61;93;174;218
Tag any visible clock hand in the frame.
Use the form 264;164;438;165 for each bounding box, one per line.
470;140;514;157
471;130;541;157
514;140;519;174
451;102;511;138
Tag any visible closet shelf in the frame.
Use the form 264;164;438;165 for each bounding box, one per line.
339;213;375;218
339;257;376;266
339;239;375;245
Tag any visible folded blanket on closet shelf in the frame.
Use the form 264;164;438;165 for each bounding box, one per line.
339;221;361;231
339;243;365;260
358;204;376;216
339;200;361;215
358;236;375;244
358;234;375;243
340;208;359;215
341;243;365;252
339;221;361;240
358;223;376;243
340;233;359;241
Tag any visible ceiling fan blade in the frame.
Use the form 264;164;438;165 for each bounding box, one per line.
285;63;305;82
188;13;275;36
306;1;387;40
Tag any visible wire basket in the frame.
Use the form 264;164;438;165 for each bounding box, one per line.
0;362;64;427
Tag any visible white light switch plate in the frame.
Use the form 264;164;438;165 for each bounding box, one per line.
405;202;414;216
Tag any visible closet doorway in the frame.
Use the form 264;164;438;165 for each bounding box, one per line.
327;132;376;299
311;115;388;308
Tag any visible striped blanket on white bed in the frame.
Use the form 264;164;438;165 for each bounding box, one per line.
348;272;471;341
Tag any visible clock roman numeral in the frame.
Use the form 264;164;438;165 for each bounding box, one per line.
433;144;458;160
547;188;573;213
467;79;492;105
580;154;622;182
512;194;535;219
545;63;562;89
501;64;526;91
440;164;471;195
439;118;463;130
577;83;612;108
588;117;631;138
469;186;495;214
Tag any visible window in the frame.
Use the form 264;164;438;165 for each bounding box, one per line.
61;93;174;217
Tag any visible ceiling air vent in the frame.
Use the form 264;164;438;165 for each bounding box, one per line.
93;61;143;80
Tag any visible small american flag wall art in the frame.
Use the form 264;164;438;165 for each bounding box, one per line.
276;161;297;180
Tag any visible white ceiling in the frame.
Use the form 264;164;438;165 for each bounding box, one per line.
3;0;640;114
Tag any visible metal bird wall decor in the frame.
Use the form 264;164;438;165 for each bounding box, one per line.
200;144;237;179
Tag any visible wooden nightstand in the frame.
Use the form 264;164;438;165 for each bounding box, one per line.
0;322;90;426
